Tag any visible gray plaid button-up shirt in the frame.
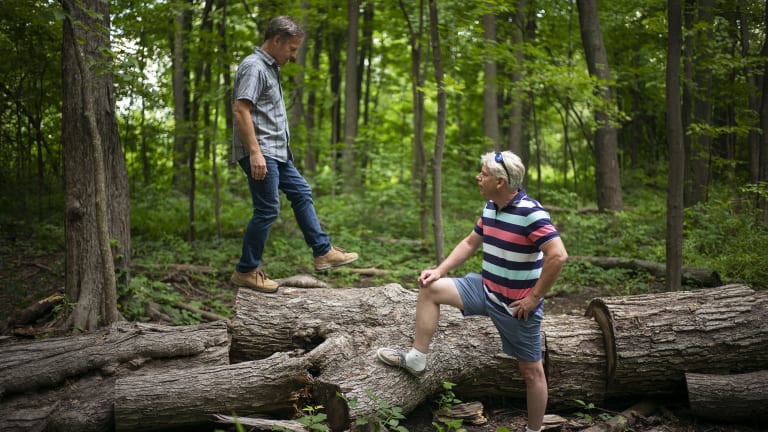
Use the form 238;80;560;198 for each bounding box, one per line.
231;47;292;163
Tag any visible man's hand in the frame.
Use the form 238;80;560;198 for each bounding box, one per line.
249;152;268;180
417;269;442;288
510;294;541;321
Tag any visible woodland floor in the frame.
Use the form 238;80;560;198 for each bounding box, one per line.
0;250;764;432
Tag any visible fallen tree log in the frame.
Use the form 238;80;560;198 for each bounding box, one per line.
685;370;768;422
231;284;765;430
5;292;64;329
231;285;607;430
570;256;722;287
0;321;229;432
585;284;768;398
114;353;313;432
0;320;229;398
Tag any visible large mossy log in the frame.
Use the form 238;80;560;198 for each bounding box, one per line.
585;284;768;398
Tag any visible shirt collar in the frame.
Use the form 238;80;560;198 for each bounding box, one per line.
254;47;278;68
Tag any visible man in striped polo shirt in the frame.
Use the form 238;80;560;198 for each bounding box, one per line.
377;151;568;432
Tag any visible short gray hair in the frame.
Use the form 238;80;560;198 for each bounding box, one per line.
481;151;525;190
264;16;305;42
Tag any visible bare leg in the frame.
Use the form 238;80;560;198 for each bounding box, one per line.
412;278;464;353
518;360;547;431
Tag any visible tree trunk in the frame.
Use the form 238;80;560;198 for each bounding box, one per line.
398;0;428;240
342;0;360;192
428;0;446;263
758;0;768;222
585;285;768;398
686;0;714;207
685;370;768;422
482;12;500;149
576;0;623;212
61;0;130;332
507;0;529;169
666;0;685;292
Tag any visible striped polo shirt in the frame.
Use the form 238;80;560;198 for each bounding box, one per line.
474;189;560;306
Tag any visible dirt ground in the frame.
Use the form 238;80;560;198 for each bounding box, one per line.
0;250;764;432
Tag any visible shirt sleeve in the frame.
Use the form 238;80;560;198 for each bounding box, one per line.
234;62;264;104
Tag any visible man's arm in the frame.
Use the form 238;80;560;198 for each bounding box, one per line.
418;231;483;288
511;236;568;319
233;99;268;180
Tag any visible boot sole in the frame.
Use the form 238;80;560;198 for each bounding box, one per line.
314;256;359;272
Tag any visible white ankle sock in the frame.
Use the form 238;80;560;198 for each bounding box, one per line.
525;427;540;432
405;348;427;370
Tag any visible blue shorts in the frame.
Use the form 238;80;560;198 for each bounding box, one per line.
453;273;543;362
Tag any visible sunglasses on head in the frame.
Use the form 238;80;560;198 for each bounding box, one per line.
495;152;511;184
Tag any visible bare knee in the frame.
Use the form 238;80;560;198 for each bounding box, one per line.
518;360;546;384
417;278;462;308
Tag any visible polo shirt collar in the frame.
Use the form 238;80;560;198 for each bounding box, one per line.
495;189;526;210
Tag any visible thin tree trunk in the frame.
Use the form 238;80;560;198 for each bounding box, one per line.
482;11;500;149
342;0;360;192
305;27;322;174
686;0;714;206
666;0;685;291
507;0;529;168
398;0;428;240
758;2;768;222
428;0;445;263
576;0;623;212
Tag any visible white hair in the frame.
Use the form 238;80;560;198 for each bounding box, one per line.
481;151;525;190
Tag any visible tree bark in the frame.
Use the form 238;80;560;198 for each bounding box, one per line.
114;353;312;432
685;370;768;422
61;0;130;332
0;321;229;398
585;285;768;398
0;321;229;432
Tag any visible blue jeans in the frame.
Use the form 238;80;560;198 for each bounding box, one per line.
236;156;331;273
